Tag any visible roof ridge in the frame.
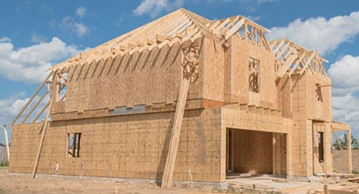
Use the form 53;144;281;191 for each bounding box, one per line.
180;9;220;42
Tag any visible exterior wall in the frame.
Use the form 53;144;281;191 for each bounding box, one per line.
219;105;292;181
227;35;277;108
289;73;333;176
10;108;222;182
333;150;359;173
202;37;225;102
52;41;203;114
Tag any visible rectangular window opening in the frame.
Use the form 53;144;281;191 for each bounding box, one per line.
316;84;323;102
318;132;324;162
249;57;260;93
68;133;81;157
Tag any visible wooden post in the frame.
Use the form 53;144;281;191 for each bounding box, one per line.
348;129;353;173
32;99;53;179
324;185;328;194
161;77;190;188
3;125;10;162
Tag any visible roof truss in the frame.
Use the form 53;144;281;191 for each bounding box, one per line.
270;39;328;78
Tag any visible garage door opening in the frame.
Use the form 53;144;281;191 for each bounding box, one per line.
226;129;287;178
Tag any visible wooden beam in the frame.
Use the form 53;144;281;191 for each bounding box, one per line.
331;122;351;131
273;39;286;54
161;76;190;188
348;130;352;173
225;18;245;40
20;90;49;124
278;54;297;77
332;131;343;150
289;52;306;75
156;34;166;43
32;98;53;179
146;39;154;45
31;100;50;123
2;125;10;162
276;42;290;59
12;71;53;125
299;51;316;75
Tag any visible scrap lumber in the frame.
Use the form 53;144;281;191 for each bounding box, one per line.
32;99;53;178
161;76;190;188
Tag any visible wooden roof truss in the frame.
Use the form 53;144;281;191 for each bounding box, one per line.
208;15;271;51
270;39;328;78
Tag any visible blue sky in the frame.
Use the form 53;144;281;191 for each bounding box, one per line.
0;0;359;143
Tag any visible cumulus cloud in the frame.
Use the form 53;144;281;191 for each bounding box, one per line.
133;0;185;18
0;92;28;124
60;16;90;38
76;6;87;18
268;11;359;55
328;55;359;136
329;55;359;95
0;37;81;83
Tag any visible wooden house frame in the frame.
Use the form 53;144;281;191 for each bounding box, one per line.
9;9;351;188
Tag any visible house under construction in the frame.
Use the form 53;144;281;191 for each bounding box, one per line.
9;9;352;187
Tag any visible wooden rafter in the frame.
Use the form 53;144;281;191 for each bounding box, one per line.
270;39;329;78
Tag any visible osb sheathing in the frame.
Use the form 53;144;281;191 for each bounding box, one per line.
59;41;204;114
10;108;223;182
227;35;277;108
231;129;273;174
219;104;292;180
287;73;333;176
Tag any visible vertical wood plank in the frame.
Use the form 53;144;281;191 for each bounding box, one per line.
161;77;190;188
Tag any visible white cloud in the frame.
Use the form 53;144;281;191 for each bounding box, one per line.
0;92;28;123
0;92;50;143
328;55;359;96
0;37;11;43
268;11;359;55
328;55;359;137
76;6;87;18
0;37;81;83
133;0;185;18
60;16;90;38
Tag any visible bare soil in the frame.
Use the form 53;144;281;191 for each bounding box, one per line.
1;167;358;194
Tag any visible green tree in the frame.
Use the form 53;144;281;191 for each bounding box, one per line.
333;133;359;150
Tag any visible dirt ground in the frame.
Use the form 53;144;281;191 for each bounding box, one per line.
1;167;358;194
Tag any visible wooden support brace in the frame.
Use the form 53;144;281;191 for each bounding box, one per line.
332;130;343;150
20;89;49;124
12;71;53;125
161;77;190;188
32;99;53;179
